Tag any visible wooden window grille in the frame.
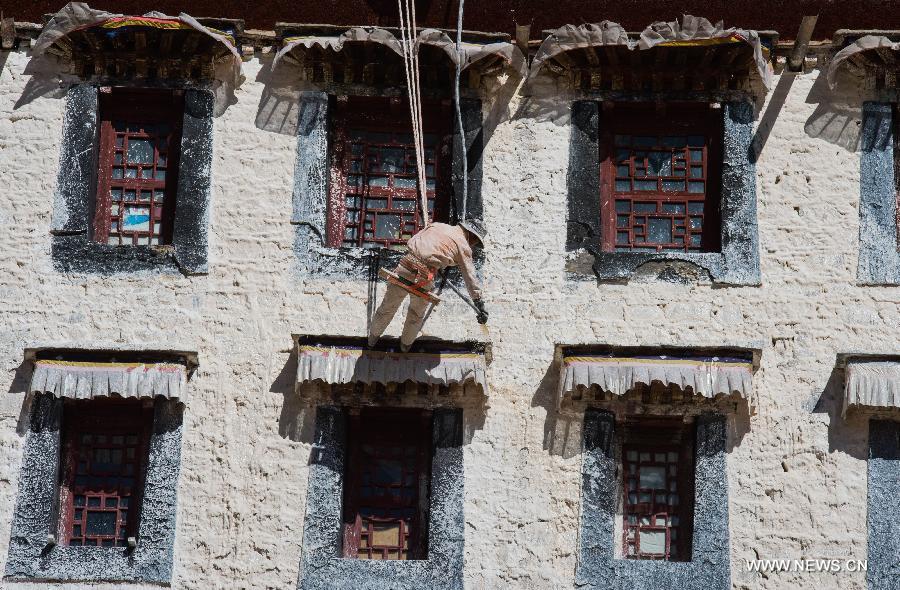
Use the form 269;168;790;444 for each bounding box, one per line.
328;96;451;249
622;417;695;561
600;103;722;253
342;408;432;560
93;88;184;246
58;399;154;547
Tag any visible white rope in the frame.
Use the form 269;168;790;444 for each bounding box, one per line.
454;0;468;223
398;0;430;227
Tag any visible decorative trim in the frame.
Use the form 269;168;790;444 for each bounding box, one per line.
297;406;464;590
5;396;184;583
576;411;730;590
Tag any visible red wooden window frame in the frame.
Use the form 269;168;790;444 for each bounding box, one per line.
622;418;695;561
58;399;154;547
342;408;433;560
93;88;184;246
327;96;452;249
600;103;722;253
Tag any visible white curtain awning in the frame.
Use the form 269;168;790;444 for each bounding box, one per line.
558;353;753;403
296;344;486;390
272;27;526;77
29;359;188;401
844;361;900;416
827;35;900;88
531;15;772;89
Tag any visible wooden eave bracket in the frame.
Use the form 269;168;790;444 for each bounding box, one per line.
1;17;15;49
788;15;818;72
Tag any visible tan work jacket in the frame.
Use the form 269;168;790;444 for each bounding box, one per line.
406;223;482;300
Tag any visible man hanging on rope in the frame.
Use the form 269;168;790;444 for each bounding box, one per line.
368;220;488;352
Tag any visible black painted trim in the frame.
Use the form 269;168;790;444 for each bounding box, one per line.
451;98;484;223
576;410;730;590
5;395;184;584
297;406;464;590
567;100;601;250
292;93;484;282
50;85;213;275
568;100;760;285
857;103;900;285
867;419;900;590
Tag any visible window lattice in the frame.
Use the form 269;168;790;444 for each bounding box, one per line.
94;89;183;246
328;97;450;249
611;134;708;252
59;401;153;547
340;131;440;248
343;409;432;560
622;446;682;560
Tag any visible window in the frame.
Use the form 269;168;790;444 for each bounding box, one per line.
601;103;722;253
93;88;184;246
622;417;694;561
342;408;432;560
328;97;451;249
58;399;154;547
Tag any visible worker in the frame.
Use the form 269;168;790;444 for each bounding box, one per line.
368;220;488;352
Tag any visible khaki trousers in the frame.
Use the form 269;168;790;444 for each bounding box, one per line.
368;264;435;350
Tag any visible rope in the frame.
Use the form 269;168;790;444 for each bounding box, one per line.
397;0;430;227
454;0;468;222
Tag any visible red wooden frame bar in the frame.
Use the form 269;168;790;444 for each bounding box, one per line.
621;418;694;561
327;96;452;249
93;88;184;246
342;408;433;560
58;399;154;547
600;103;722;253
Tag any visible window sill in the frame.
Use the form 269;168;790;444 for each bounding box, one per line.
566;247;760;286
51;235;204;275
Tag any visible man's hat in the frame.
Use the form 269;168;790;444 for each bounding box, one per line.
459;218;486;247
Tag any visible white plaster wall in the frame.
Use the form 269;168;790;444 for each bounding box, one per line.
0;46;895;590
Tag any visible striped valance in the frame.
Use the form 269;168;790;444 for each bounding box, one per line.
29;360;188;401
296;344;486;391
558;353;754;403
844;361;900;416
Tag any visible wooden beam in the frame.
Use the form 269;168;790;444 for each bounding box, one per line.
1;17;14;50
788;15;818;72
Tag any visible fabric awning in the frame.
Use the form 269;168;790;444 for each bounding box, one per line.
844;361;900;416
558;353;754;403
272;26;526;77
32;2;242;89
827;35;900;88
296;343;487;390
531;15;772;89
29;359;188;401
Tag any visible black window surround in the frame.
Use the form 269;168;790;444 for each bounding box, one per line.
297;405;464;590
567;98;760;286
577;410;731;590
867;419;900;590
857;102;900;285
5;394;184;584
291;91;484;279
50;84;214;275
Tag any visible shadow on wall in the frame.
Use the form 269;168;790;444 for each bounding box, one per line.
811;367;870;460
8;361;34;436
13;53;70;110
271;349;318;444
254;54;303;136
804;69;864;152
531;364;584;460
750;70;795;162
